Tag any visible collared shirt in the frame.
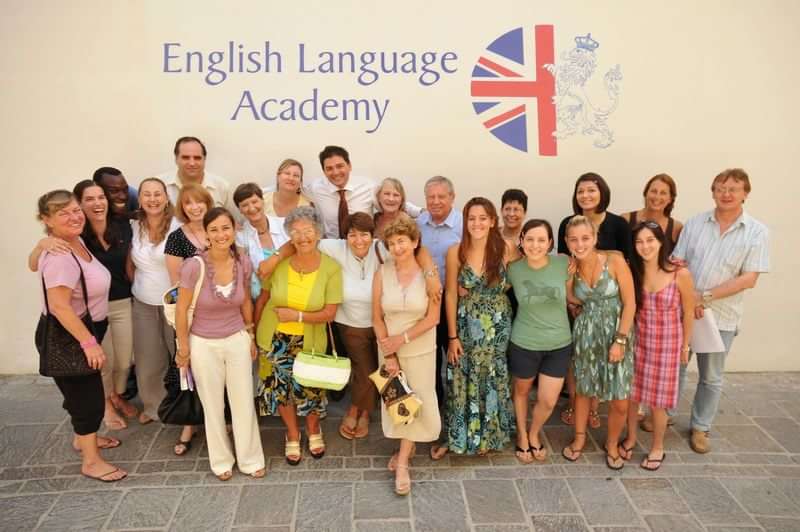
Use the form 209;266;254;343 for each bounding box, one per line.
673;209;769;330
318;239;380;328
235;215;289;299
303;175;422;238
159;171;236;214
417;208;463;279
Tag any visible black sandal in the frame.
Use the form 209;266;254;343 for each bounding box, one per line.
174;434;194;456
640;452;666;471
618;441;635;461
515;446;533;463
605;452;625;470
561;432;585;462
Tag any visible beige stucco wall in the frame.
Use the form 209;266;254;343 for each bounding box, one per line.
2;0;797;373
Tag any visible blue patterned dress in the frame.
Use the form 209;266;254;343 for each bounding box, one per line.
445;265;514;454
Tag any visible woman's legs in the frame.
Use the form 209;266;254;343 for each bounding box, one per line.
394;438;415;494
606;398;629;468
529;375;564;458
55;373;126;481
131;298;171;422
563;394;590;460
336;324;378;438
647;407;668;459
512;376;533;461
620;399;640;460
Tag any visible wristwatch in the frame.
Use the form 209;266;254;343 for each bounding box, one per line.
702;290;713;307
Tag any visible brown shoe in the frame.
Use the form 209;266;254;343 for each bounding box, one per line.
639;415;674;433
690;430;710;454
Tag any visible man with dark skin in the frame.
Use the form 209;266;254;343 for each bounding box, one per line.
92;167;137;215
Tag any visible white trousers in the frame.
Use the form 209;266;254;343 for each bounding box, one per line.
190;330;265;476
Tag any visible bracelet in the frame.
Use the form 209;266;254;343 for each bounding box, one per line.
245;322;254;330
298;311;303;323
384;353;397;359
423;269;436;278
448;336;458;341
403;332;410;344
80;336;98;350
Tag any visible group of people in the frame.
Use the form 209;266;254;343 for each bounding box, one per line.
31;137;769;495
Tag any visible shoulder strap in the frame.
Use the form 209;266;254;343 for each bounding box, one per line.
191;255;205;307
40;252;94;323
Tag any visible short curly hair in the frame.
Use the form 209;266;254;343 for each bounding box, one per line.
284;205;323;236
382;213;420;247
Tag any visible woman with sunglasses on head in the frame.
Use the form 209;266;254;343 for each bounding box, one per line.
561;215;636;470
262;159;312;219
627;221;694;470
622;174;683;256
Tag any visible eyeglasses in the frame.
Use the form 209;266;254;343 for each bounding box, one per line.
714;185;744;194
290;229;316;239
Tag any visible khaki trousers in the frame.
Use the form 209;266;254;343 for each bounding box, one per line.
132;298;173;420
190;330;265;476
101;297;134;396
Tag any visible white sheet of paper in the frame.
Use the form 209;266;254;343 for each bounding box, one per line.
690;308;726;353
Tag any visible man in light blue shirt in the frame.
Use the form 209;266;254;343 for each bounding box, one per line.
417;176;462;410
670;168;769;454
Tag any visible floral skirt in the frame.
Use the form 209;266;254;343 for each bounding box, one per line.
256;332;327;417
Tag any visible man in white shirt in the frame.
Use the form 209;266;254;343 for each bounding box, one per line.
304;145;420;238
158;136;237;214
670;168;769;454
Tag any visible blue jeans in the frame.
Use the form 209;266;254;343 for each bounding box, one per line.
668;329;737;432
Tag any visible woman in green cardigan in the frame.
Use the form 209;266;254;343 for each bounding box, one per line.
254;206;342;465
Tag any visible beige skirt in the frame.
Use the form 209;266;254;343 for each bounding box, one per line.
380;350;441;442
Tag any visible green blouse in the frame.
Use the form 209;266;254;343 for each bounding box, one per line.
256;253;343;353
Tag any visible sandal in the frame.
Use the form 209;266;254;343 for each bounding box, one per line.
82;467;127;483
174;434;194;456
429;444;448;461
561;432;585;462
560;407;575;426
588;410;601;429
339;416;357;440
74;436;122;453
515;446;533;464
530;443;548;462
605;451;625;471
250;468;267;478
112;397;139;419
618;441;635;461
285;435;302;466
640;452;666;471
217;470;233;482
388;444;416;472
103;413;127;431
394;463;411;496
353;416;369;439
308;432;326;459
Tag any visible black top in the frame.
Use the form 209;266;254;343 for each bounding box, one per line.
557;211;633;261
628;211;676;255
83;217;133;301
165;227;200;259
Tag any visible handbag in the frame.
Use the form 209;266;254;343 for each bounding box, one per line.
292;323;351;391
163;256;205;330
35;253;99;378
369;365;422;425
158;362;204;426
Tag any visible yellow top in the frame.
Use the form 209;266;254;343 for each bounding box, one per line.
276;266;319;335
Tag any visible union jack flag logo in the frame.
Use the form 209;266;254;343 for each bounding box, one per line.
470;26;557;156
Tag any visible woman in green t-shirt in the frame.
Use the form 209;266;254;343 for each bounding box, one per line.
507;219;573;463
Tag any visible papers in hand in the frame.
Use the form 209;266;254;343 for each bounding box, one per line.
690;308;726;353
179;367;195;391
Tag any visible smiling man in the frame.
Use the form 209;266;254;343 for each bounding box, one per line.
92;167;137;215
159;136;236;214
670;168;769;454
304;145;420;239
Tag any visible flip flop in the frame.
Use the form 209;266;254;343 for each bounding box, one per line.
103;416;127;431
606;452;625;471
588;410;601;429
74;437;122;453
561;445;583;462
618;441;635;461
640;453;666;471
560;407;575;426
515;446;533;464
82;467;127;482
339;416;356;440
530;443;548;462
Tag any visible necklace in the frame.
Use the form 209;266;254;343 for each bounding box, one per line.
579;251;599;288
185;224;206;250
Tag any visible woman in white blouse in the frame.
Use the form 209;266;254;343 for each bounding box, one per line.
128;177;180;425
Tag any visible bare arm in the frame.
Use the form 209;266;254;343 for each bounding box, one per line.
705;272;760;300
444;245;463;364
174;285;193;367
275;304;338;324
672;220;683;245
125;247;135;281
28;237;71;272
165;254;184;285
241;294;257;361
610;253;636;336
46;286;106;370
675;268;695;364
416;245;442;304
257;241;295;280
372;269;389;344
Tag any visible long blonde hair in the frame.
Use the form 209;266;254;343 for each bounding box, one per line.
136;177;174;244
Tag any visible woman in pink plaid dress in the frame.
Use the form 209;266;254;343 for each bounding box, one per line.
627;222;695;471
